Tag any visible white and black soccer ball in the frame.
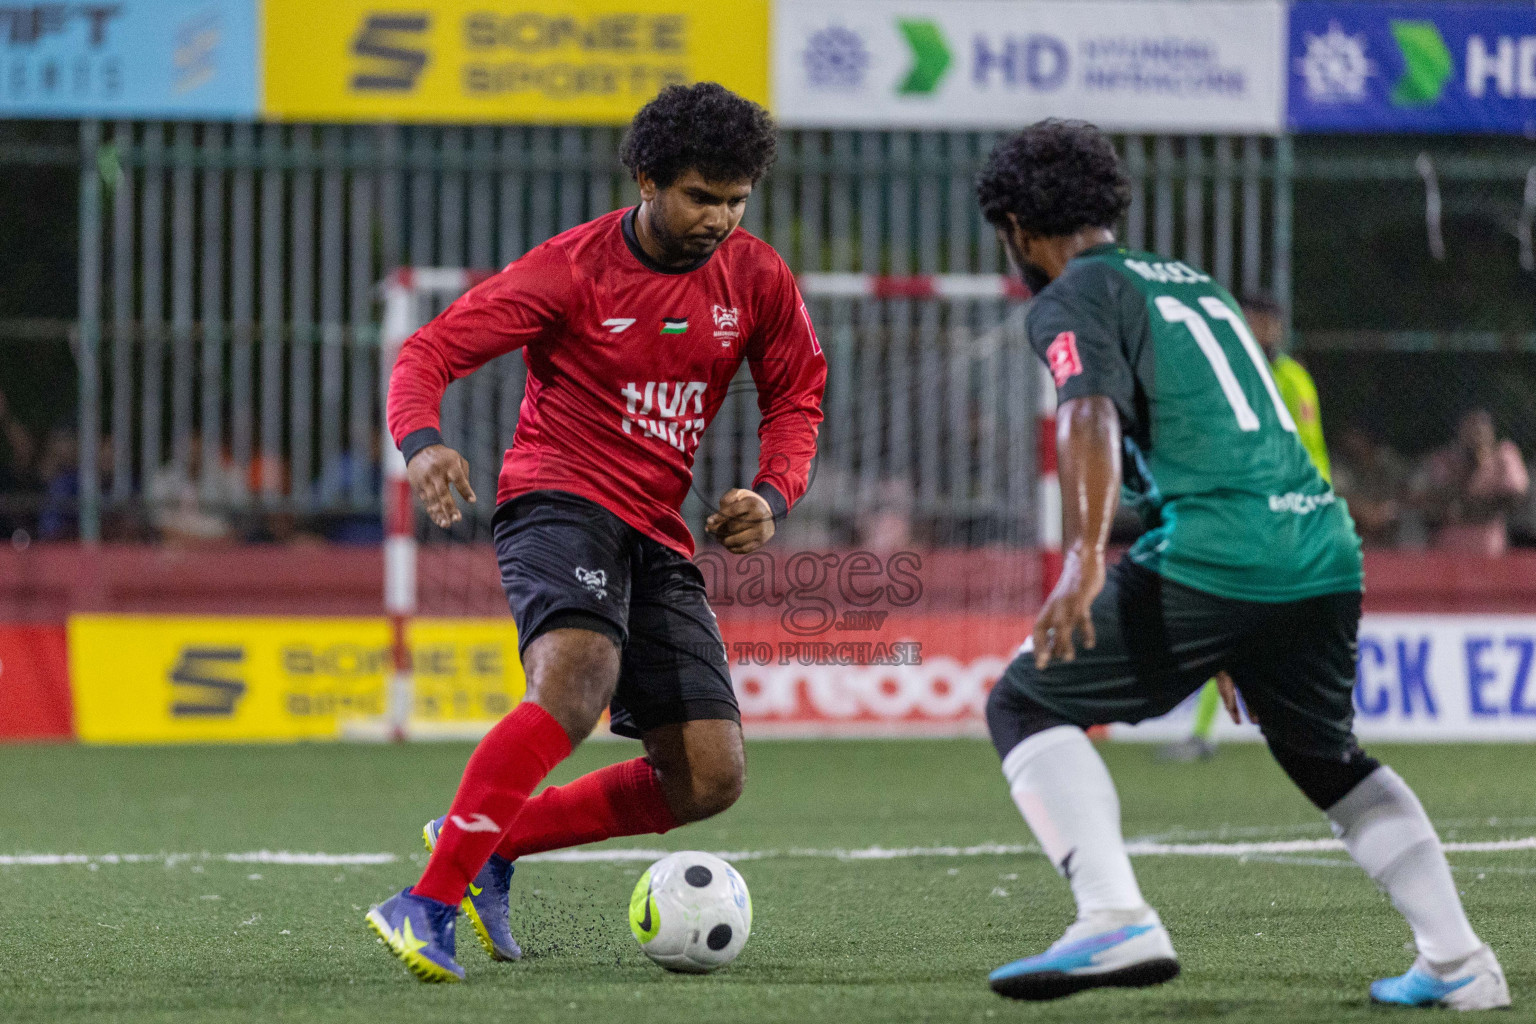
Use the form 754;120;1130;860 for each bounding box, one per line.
628;851;752;973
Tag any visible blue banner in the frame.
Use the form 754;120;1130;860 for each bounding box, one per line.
1289;2;1536;134
0;1;258;119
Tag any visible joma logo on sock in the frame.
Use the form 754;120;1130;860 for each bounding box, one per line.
450;813;500;833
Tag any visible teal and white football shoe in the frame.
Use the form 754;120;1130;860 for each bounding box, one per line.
1371;945;1511;1010
424;816;522;962
989;907;1179;1001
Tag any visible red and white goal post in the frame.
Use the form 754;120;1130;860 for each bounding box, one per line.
368;268;1053;741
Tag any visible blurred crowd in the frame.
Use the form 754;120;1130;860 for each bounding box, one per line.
0;386;382;546
1333;408;1533;555
1;381;1532;553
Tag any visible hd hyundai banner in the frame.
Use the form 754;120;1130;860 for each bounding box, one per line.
1288;2;1536;134
773;0;1287;132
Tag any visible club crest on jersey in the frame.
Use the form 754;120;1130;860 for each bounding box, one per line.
661;318;688;335
1046;331;1083;387
713;304;741;346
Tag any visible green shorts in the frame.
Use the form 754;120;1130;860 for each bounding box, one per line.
999;557;1363;759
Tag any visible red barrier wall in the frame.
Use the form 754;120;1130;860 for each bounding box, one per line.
3;544;1534;619
3;544;1534;744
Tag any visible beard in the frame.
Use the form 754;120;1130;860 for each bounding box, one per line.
1019;259;1052;296
647;203;725;264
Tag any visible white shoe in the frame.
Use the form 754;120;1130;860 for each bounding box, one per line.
1370;944;1512;1011
989;906;1179;1001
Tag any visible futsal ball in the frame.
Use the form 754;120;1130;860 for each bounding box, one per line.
628;851;752;973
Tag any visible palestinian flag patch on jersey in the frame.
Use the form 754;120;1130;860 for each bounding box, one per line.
661;318;688;335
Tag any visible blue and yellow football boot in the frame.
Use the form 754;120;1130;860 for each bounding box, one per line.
364;887;464;983
424;816;523;961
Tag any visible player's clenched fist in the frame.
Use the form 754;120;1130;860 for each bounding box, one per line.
705;488;775;554
407;444;477;529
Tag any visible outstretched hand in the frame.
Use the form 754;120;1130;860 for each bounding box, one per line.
1031;545;1107;670
706;488;775;554
407;444;476;529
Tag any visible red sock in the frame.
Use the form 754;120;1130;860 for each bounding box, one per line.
413;702;571;906
494;756;679;862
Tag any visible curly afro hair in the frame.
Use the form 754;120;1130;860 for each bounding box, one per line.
620;82;778;187
976;119;1130;237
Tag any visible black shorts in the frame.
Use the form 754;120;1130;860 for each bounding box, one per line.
493;490;738;740
997;557;1363;760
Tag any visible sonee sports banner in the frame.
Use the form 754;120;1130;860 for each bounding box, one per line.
262;0;770;124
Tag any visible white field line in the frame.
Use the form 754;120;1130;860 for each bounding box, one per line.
521;836;1536;863
2;837;1532;870
0;851;397;868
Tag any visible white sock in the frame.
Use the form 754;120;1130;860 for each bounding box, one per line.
1327;766;1481;963
1001;724;1146;916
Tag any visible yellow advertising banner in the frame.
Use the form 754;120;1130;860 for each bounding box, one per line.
262;0;770;123
69;616;524;744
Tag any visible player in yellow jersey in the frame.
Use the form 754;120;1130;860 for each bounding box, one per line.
1159;292;1331;762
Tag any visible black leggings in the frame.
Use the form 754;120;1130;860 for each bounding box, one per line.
985;679;1379;811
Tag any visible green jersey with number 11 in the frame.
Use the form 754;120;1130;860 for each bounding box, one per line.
1028;244;1362;602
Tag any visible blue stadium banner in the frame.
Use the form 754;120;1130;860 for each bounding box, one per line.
0;1;259;119
1289;2;1536;134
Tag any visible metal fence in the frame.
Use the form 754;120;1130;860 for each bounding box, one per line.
73;121;1292;542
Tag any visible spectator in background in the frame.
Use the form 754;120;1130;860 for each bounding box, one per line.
35;429;123;542
314;433;384;544
1412;409;1529;556
35;427;81;540
1332;425;1412;547
1242;291;1330;481
145;432;243;545
1511;451;1536;548
0;385;37;537
0;385;35;483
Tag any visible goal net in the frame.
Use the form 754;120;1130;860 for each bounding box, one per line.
364;268;1052;741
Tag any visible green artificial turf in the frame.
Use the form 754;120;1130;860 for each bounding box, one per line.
0;740;1530;1023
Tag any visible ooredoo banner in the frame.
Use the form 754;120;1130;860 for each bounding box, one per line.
773;0;1286;132
262;0;770;123
1288;2;1536;134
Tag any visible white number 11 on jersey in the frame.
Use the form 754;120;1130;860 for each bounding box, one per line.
1154;295;1298;434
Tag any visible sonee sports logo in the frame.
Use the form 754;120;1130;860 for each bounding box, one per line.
350;14;430;92
169;646;246;717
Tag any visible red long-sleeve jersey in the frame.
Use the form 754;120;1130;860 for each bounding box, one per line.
387;207;827;557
